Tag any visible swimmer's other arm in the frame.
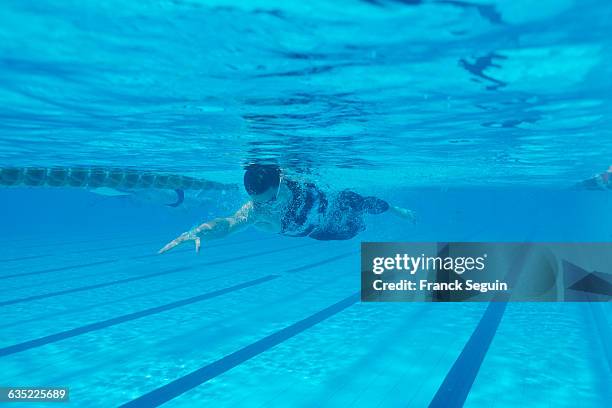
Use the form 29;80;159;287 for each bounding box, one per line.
158;202;254;254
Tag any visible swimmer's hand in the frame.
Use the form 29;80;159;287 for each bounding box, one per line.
158;225;212;254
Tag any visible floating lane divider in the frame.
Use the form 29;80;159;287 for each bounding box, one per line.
119;292;360;408
428;243;535;408
0;275;278;358
0;166;237;191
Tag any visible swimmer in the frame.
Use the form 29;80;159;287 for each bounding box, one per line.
576;165;612;190
159;164;416;253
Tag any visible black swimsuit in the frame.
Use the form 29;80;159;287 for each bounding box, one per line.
280;180;328;237
279;180;390;241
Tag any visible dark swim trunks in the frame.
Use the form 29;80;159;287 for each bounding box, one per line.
280;180;389;241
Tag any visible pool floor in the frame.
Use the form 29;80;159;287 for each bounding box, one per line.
0;229;610;407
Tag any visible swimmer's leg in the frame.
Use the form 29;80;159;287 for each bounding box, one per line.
339;191;415;222
362;196;389;214
389;205;416;223
338;190;387;213
362;196;416;224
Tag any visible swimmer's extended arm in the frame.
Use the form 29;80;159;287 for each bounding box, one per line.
158;202;254;254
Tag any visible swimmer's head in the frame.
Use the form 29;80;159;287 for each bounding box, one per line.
243;164;282;203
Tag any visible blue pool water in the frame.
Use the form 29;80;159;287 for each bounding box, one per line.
1;0;611;407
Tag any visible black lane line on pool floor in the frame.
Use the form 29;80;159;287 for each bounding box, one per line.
0;271;228;330
0;266;188;307
19;250;360;385
284;251;357;273
0;235;281;281
119;292;360;408
0;242;315;307
428;302;507;408
1;226;171;249
588;301;612;371
0;249;358;387
0;234;280;265
0;247;358;333
428;244;535;408
0;233;162;259
0;239;161;263
0;259;119;280
0;254;50;263
0;275;278;358
0;239;207;279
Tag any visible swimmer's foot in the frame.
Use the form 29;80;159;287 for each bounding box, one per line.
391;206;417;224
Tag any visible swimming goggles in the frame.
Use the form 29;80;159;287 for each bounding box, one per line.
268;174;283;202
